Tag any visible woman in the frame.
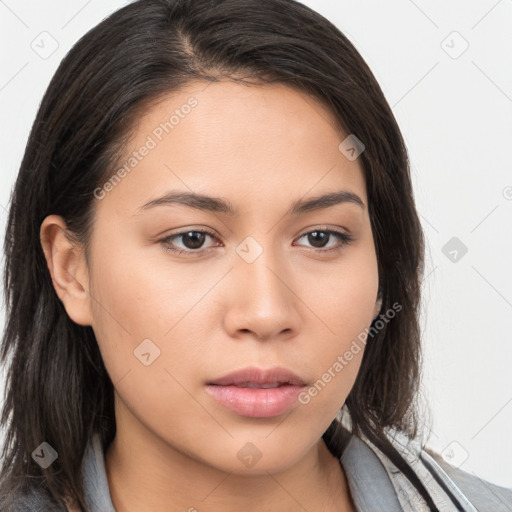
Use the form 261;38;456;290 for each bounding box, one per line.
0;0;510;510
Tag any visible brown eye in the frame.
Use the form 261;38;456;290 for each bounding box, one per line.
179;231;207;249
307;231;330;248
295;229;354;253
160;229;219;256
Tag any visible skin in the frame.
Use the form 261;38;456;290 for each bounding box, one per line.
41;80;381;512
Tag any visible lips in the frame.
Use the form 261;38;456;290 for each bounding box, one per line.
207;367;306;387
205;367;306;418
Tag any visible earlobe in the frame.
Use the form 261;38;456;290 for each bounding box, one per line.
40;215;93;326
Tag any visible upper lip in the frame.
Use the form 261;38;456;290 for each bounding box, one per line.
207;366;306;387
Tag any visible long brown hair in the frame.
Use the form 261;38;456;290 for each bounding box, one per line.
0;0;428;509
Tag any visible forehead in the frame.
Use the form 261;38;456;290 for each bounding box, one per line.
96;80;367;218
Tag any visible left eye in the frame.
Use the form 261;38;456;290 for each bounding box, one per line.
295;229;353;251
160;228;353;256
161;230;218;255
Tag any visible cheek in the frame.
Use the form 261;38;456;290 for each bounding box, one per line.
87;230;226;400
296;243;378;408
305;240;379;340
86;233;166;379
87;244;211;441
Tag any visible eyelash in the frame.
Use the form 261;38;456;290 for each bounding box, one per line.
159;227;354;257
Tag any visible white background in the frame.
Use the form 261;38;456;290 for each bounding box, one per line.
0;0;511;488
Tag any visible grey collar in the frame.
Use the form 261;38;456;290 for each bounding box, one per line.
81;428;482;512
81;431;404;512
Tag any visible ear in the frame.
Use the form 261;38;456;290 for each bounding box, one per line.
40;215;93;326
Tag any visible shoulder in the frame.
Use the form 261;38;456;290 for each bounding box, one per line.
0;434;113;512
387;429;512;511
422;447;512;512
0;486;68;512
337;423;512;511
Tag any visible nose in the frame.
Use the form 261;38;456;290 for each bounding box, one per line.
222;245;301;342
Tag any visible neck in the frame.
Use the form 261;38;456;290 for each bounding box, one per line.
104;411;354;512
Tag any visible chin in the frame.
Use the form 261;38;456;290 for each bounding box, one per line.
195;432;315;476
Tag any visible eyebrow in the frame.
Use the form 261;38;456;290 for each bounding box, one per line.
137;190;365;216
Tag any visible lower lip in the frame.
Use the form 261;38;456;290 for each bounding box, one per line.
205;384;304;418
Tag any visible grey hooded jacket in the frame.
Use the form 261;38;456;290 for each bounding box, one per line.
3;426;512;511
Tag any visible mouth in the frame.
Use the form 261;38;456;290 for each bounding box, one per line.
205;366;307;418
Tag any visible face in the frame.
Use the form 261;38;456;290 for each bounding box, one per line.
70;81;380;473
